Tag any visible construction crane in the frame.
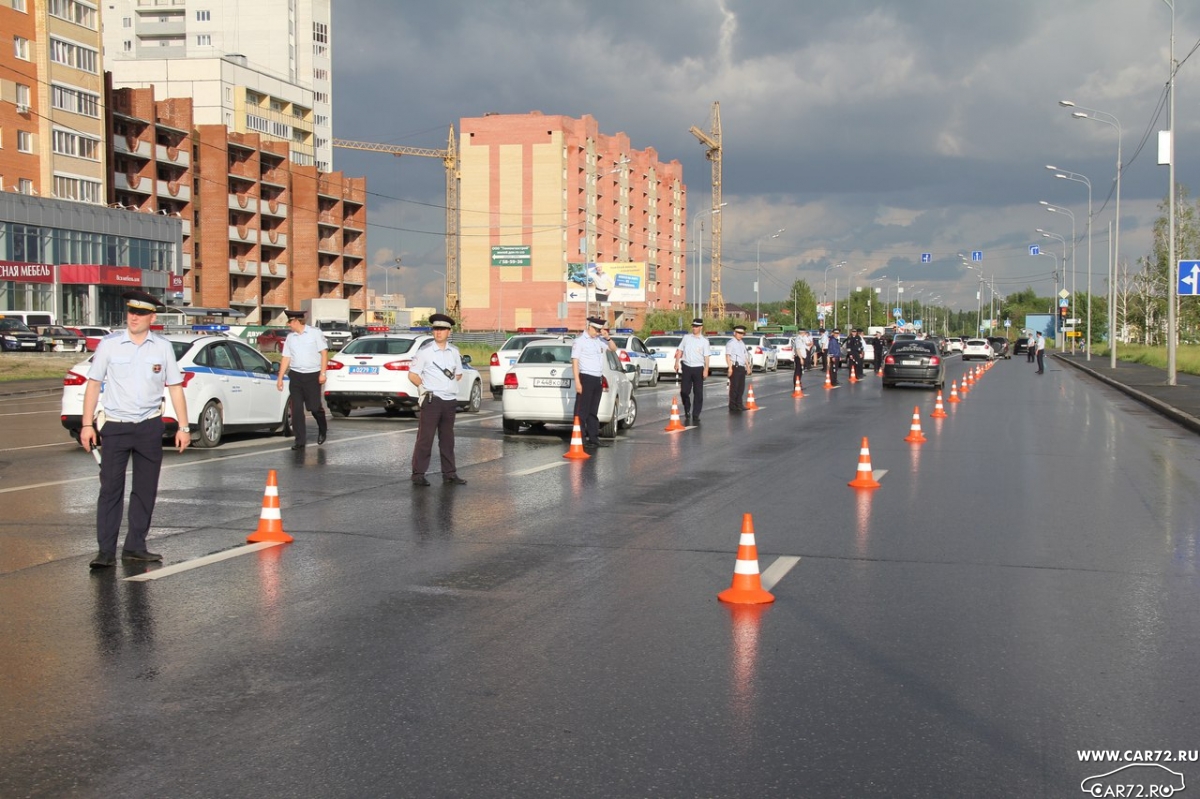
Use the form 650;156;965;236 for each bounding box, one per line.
332;125;461;320
689;102;723;318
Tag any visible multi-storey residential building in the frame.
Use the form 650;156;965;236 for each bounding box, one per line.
103;0;333;170
458;112;687;331
1;0;107;201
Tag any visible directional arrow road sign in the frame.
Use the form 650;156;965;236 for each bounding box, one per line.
1179;260;1200;296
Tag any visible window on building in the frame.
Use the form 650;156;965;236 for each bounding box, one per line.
49;37;99;73
313;67;327;80
313;21;328;43
53;174;101;203
196;9;210;20
48;0;97;28
15;83;30;107
14;36;30;60
123;40;132;51
122;16;130;27
196;34;211;45
18;179;34;196
313;43;326;57
50;84;100;118
270;99;284;112
314;91;328;104
52;128;100;160
314;114;327;127
245;114;269;134
12;0;28;12
17;131;32;153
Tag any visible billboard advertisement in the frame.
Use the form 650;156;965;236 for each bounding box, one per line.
565;262;646;304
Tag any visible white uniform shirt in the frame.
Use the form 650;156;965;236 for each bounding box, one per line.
571;333;608;376
1035;335;1046;352
726;337;749;367
791;333;810;360
282;325;328;373
676;333;710;368
411;340;463;400
89;330;182;422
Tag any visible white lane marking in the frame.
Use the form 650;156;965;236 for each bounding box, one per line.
759;555;801;591
0;408;62;416
510;461;570;476
0;442;79;452
874;470;888;481
0;413;503;495
123;541;285;581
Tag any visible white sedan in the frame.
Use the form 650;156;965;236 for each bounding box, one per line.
742;335;779;372
501;342;637;437
61;334;293;448
644;335;683;381
487;333;570;400
961;338;995;361
323;333;483;417
609;332;659;387
706;335;731;374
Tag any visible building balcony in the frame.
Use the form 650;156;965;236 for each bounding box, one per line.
261;229;287;249
228;258;260;275
342;266;365;286
260;197;287;218
229;225;258;244
318;266;342;283
343;214;365;232
230;295;259;308
157;179;190;201
317;212;339;227
156;142;190;168
114;171;153;195
228;162;257;183
228;193;259;214
180;219;191;236
262;261;288;280
136;16;186;36
260;168;287;188
317;237;340;255
342;239;366;258
114;136;151;160
181;252;191;269
261;292;288;309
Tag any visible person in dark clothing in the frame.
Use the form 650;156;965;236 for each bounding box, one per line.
826;329;843;386
872;335;884;374
845;329;865;379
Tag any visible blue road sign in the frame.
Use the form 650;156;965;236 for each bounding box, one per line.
892;307;902;318
1179;260;1200;296
1029;245;1040;256
972;251;983;262
921;253;932;263
1059;298;1069;308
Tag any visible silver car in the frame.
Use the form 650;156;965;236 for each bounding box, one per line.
501;342;638;437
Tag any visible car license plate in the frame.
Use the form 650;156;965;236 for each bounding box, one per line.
508;358;516;365
348;366;378;375
709;349;721;356
533;378;571;388
902;359;921;366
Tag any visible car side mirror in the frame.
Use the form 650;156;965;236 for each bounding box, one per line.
270;362;281;374
461;354;472;366
623;363;636;374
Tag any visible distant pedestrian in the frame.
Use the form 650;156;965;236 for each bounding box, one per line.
409;313;466;485
826;329;843;386
81;290;190;568
817;328;829;370
845;329;865;379
276;309;329;449
800;329;815;371
572;316;618;447
1026;333;1036;363
674;318;709;425
1035;331;1046;374
790;329;810;389
872;334;884;372
726;325;750;411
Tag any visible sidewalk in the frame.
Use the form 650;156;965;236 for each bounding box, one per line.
1054;351;1200;435
0;378;64;397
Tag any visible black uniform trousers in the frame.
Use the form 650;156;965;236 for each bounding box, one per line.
728;364;747;410
96;417;165;554
288;370;327;446
411;395;458;477
574;373;604;442
680;364;705;418
848;353;864;379
827;356;841;385
792;355;805;387
1036;349;1045;373
1027;345;1036;362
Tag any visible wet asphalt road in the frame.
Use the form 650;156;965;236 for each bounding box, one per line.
1;358;1199;798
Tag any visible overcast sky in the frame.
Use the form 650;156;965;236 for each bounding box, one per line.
331;0;1199;316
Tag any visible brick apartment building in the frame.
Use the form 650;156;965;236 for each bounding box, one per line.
458;112;687;331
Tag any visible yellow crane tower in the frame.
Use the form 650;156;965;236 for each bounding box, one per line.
332;125;461;320
689;102;723;318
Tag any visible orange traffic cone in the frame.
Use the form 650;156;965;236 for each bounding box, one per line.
563;415;591;460
665;396;687;431
948;380;962;403
717;513;776;605
792;376;805;398
745;384;760;410
247;470;294;543
848;437;881;489
960;372;971;395
824;370;834;389
849;368;858;383
931;391;948;418
904;406;927;443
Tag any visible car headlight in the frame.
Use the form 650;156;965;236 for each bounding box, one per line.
2;335;15;342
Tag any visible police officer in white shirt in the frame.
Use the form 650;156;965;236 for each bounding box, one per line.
571;316;618;447
276;308;329;449
81;290;190;568
409;313;466;485
725;325;750;412
674;318;709;425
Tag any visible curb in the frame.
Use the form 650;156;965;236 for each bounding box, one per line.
1053;353;1200;436
0;378;63;398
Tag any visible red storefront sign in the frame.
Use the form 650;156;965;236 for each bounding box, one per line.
0;261;54;284
58;265;143;287
169;273;184;290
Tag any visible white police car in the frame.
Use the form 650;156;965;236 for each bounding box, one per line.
608;331;659;387
644;334;684;381
501;341;637;437
488;330;573;400
61;330;293;448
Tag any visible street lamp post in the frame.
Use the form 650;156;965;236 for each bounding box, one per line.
1163;0;1178;382
1040;203;1076;348
823;261;845;327
865;276;887;328
1061;100;1121;368
755;228;784;328
1039;228;1069;349
1048;166;1093;359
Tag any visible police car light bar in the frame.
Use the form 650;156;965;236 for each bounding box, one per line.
192;324;230;332
614;328;635;333
544;327;569;333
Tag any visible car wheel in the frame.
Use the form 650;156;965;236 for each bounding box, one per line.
196;400;224;448
280;401;293;436
618;393;638;430
502;417;521;433
330;402;352;418
461;380;482;413
648;367;659;387
600;406;620;438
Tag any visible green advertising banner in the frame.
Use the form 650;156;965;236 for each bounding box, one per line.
491;245;531;266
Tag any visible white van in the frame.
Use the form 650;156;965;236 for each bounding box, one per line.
0;311;55;328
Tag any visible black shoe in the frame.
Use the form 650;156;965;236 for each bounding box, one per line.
317;431;327;445
121;549;162;562
692;417;701;426
89;551;116;568
291;442;306;450
683;414;692;426
412;476;431;487
594;440;611;447
443;476;467;485
583;440;599;449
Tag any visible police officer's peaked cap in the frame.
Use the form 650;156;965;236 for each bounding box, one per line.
732;324;747;333
691;318;704;326
586;316;606;329
121;290;164;314
284;309;307;320
429;313;455;329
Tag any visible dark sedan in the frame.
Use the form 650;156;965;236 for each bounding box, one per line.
1013;336;1030;355
881;340;945;389
0;317;42;351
